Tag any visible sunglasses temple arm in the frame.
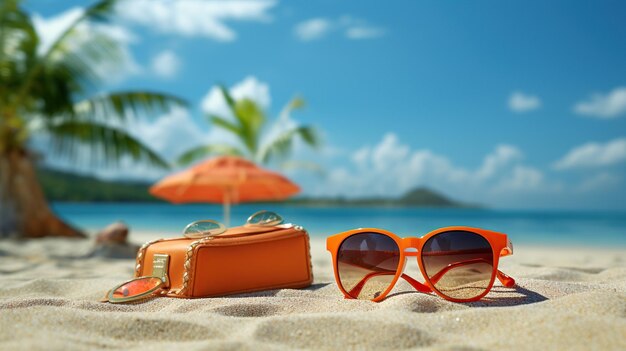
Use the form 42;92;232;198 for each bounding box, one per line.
497;238;515;286
496;270;515;287
346;263;516;298
428;258;516;288
347;272;432;297
402;273;433;292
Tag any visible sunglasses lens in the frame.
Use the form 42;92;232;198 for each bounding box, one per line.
337;233;400;300
247;210;284;226
183;220;226;238
109;277;164;303
421;231;494;300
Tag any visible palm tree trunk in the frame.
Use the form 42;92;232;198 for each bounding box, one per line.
0;150;85;238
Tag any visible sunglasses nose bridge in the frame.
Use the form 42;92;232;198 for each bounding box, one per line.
401;237;421;256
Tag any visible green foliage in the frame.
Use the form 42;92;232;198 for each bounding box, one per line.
258;125;318;164
75;92;187;122
37;168;157;202
177;144;243;166
398;187;457;206
178;85;320;167
46;120;169;168
38;167;475;207
0;0;187;168
290;187;478;208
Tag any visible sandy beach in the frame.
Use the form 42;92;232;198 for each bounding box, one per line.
0;236;624;351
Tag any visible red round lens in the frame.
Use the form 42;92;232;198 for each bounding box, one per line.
110;277;164;301
337;233;400;300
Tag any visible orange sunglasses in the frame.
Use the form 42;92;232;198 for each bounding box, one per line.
327;226;515;302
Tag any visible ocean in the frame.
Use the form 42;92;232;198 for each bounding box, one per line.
52;203;626;248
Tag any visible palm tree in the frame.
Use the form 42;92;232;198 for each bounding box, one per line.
0;0;186;238
178;86;319;168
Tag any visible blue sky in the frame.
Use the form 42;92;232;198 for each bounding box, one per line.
26;0;626;209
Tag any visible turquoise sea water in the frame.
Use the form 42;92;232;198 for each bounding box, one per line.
52;203;626;248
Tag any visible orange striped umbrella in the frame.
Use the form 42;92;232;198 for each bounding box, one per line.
149;156;300;225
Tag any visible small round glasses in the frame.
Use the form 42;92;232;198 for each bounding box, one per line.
246;210;284;227
181;211;284;239
183;220;226;239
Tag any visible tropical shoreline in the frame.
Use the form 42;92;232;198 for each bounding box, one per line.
39;168;477;207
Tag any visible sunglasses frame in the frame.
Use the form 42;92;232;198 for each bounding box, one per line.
106;276;166;304
327;226;514;303
183;219;227;239
246;210;285;227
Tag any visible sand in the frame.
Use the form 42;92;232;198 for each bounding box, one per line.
0;236;625;351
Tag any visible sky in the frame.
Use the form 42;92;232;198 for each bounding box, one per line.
24;0;626;210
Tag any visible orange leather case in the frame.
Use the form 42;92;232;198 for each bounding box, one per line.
135;224;313;298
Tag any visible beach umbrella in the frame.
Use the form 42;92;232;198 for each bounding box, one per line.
149;156;300;226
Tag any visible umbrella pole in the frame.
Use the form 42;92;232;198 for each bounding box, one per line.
223;190;231;227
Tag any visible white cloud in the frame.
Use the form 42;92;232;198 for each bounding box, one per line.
573;87;626;118
310;133;546;200
475;144;523;180
151;50;181;78
32;8;84;54
352;147;370;168
132;107;206;160
294;15;385;42
294;18;332;41
371;133;410;171
97;23;138;46
201;76;271;118
553;138;626;170
229;76;271;108
32;8;140;82
345;26;385;40
508;91;541;113
494;165;543;192
118;0;277;42
577;173;621;192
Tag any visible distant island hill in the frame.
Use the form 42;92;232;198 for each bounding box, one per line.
38;168;480;208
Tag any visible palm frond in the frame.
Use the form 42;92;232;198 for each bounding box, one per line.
234;99;265;130
203;86;322;170
233;99;265;153
0;0;38;98
74;91;188;122
13;0;119;107
276;96;306;124
216;86;266;154
86;0;119;23
177;144;244;166
45;30;124;92
45;119;169;169
287;96;306;111
295;125;319;147
259;126;319;164
219;85;237;111
44;0;117;60
209;115;240;135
